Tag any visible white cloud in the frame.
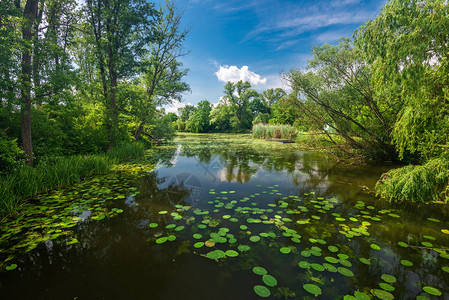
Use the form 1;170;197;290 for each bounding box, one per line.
215;65;267;86
164;101;192;114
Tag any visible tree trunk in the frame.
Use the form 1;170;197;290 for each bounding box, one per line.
20;0;39;166
134;120;145;141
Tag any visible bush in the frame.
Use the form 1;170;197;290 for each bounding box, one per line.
375;156;449;203
0;135;24;174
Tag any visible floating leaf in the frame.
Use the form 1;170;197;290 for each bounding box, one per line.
400;260;413;267
193;233;202;239
379;283;395;292
194;242;204;248
262;274;278;287
225;250;239;257
372;289;394;300
303;284;322;296
370;244;381;250
441;229;449;235
280;247;291;254
238;245;251;252
328;245;339;252
442;266;449;273
158;211;168;215
323;263;337;272
298;261;310;269
423;286;442;296
337;267;354;277
311;263;325;272
149;222;158;228
156;237;168;244
381;274;396;284
175;226;185;231
5;264;17;271
359;258;371;265
250;236;261;242
253;266;267;275
325;256;339;264
254;285;270;298
397;242;408;248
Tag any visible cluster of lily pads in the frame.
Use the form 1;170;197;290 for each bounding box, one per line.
0;161;154;271
148;185;449;299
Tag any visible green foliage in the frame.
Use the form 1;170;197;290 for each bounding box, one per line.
252;124;298;140
0;135;24;174
0;142;146;216
355;0;449;160
376;156;449;203
186;100;212;133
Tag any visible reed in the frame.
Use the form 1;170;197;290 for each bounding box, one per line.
252;124;297;140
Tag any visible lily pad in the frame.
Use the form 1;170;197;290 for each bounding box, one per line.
423;286;442;296
372;289;394;300
225;250;239;257
379;283;395;292
262;274;278;287
149;223;158;228
381;274;396;284
5;264;17;271
253;266;268;275
250;236;261;242
298;261;310;269
194;242;204;248
254;285;270;298
156;237;168;244
400;260;413;267
370;244;381;250
280;247;291;254
337;267;354;277
303;283;322;296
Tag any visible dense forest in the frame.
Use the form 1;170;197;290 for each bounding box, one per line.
1;0;448;215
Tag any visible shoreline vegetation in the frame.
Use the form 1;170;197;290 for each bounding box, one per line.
0;142;146;217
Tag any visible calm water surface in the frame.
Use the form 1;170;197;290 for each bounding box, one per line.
1;134;449;299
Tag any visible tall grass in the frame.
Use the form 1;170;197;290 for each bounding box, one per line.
252;124;298;140
0;142;146;216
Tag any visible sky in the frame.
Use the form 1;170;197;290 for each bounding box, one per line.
164;0;387;113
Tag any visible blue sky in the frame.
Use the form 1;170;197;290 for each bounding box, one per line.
165;0;386;112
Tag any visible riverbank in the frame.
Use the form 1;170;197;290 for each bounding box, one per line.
0;143;146;217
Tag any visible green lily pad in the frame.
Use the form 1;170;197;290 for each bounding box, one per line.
354;291;370;300
5;264;17;271
298;261;310;269
149;223;158;228
397;242;408;248
381;274;396;284
337;267;354;277
240;225;248;230
250;236;261;242
225;250;239;257
400;260;413;267
193;233;202;239
325;256;339;264
370;244;381;250
156;237;168;244
442;266;449;273
379;283;395;292
254;285;270;298
427;218;440;223
253;266;268;275
359;258;371;265
423;286;442;296
175;225;185;231
194;242;204;248
311;263;325;272
280;247;291;254
303;283;322;296
372;289;394;300
328;245;339;252
262;274;278;287
158;211;168;215
323;263;337;272
238;245;251;252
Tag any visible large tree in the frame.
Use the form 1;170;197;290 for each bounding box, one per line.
223;81;258;132
85;0;156;150
355;0;449;161
133;1;190;141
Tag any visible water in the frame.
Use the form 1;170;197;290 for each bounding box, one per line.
1;133;449;299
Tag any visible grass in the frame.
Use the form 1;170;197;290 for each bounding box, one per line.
252;124;298;140
0;142;146;216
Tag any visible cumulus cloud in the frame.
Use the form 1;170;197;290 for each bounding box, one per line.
215;65;267;86
164;101;192;114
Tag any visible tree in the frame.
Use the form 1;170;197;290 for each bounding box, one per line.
133;1;190;141
85;0;156;150
284;38;397;159
355;0;449;161
223;81;258;132
186;100;212;133
261;88;286;110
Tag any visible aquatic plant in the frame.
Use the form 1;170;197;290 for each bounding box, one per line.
252;124;298;140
